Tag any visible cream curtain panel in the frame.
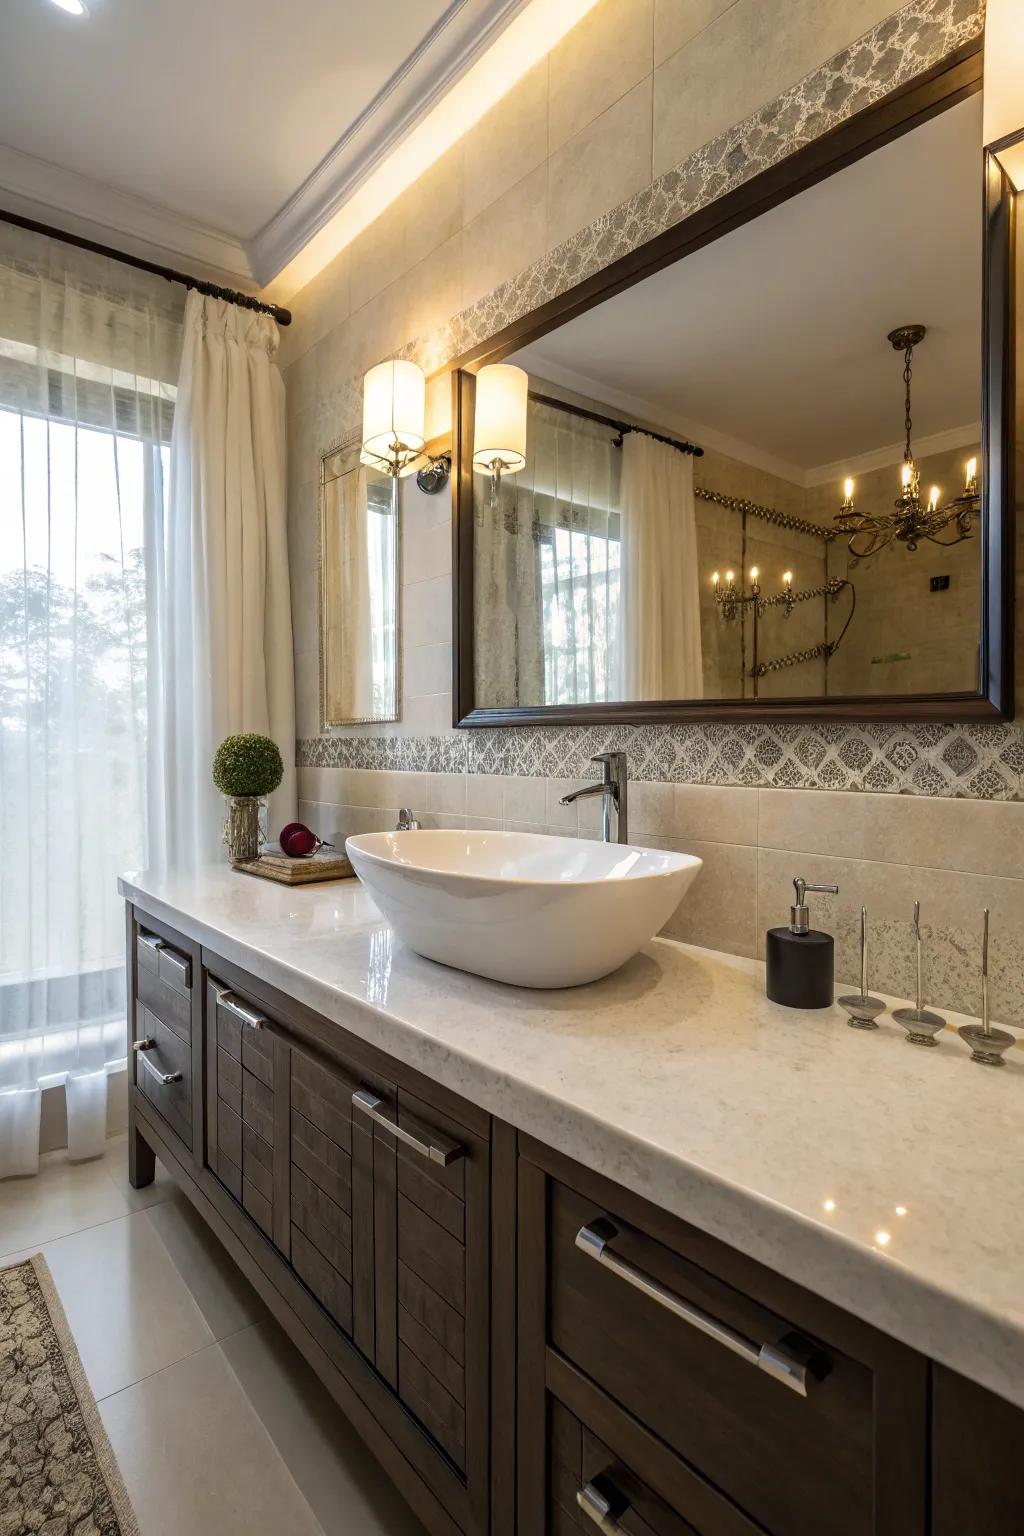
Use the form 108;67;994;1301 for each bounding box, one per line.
151;290;296;871
620;432;703;701
0;223;183;1175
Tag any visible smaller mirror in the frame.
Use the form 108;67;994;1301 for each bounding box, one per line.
320;443;400;726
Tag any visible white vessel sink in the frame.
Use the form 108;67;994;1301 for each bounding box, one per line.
345;829;702;988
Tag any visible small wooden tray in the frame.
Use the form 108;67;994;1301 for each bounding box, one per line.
236;846;355;885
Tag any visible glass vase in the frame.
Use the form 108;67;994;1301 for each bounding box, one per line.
223;795;266;865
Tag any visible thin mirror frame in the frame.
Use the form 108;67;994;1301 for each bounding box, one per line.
449;38;1015;726
318;438;402;729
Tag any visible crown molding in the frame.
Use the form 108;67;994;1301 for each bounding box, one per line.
0;142;253;288
246;0;529;287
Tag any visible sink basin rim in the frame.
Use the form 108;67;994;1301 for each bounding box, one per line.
345;828;700;889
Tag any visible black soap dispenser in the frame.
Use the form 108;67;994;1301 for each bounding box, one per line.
766;876;839;1008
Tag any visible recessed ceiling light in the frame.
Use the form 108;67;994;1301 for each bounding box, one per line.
49;0;89;14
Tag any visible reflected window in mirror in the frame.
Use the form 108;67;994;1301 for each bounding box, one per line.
320;445;400;726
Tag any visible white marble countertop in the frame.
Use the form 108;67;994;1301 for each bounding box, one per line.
119;865;1024;1409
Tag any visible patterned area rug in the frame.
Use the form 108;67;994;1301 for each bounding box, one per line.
0;1255;139;1535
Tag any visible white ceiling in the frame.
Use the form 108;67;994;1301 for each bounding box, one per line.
514;95;984;481
0;0;523;285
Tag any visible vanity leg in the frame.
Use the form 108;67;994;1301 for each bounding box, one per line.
129;1118;156;1189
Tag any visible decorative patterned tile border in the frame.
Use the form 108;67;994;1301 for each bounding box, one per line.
298;720;1024;800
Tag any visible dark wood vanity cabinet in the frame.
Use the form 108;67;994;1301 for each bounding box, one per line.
517;1140;929;1536
126;903;1024;1536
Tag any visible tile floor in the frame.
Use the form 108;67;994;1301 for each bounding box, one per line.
0;1136;427;1536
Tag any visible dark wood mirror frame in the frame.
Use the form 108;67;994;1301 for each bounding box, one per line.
449;37;1016;727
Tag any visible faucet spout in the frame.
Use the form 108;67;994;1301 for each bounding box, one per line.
558;752;629;844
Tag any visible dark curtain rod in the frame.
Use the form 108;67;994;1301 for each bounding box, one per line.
528;389;703;457
0;208;292;327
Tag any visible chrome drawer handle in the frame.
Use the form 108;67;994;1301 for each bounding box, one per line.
138;1049;183;1087
576;1220;814;1397
577;1481;627;1534
352;1089;462;1167
133;1037;155;1052
216;989;267;1029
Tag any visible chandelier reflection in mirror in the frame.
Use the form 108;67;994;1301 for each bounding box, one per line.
835;325;980;558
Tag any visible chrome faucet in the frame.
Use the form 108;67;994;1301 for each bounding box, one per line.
560;752;629;844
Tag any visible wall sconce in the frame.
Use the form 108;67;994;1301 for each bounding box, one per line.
360;359;451;492
472;364;528;501
984;0;1024;188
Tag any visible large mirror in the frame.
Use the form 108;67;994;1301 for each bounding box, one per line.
320;443;400;726
453;62;1014;725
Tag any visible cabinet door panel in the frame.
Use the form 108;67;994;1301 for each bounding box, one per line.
207;981;288;1252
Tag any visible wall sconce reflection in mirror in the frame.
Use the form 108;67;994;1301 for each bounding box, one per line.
360;358;451;493
472;363;528;505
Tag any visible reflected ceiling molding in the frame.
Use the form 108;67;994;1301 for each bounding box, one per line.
262;0;600;300
805;422;983;487
521;354;809;487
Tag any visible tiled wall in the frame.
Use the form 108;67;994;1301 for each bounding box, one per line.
283;0;1024;1025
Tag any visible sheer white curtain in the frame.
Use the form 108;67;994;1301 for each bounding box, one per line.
150;290;295;871
620;432;703;700
0;223;183;1175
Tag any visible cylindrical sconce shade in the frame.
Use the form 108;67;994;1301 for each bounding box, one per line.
361;359;426;476
984;0;1024;188
472;364;528;474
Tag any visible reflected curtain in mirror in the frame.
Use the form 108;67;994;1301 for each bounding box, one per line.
320;453;399;726
620;433;702;700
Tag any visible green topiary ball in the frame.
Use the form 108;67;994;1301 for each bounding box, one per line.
212;733;284;798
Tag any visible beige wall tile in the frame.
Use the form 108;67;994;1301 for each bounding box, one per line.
549;0;654;153
338;768;427;809
653;0;903;178
349;146;463;313
463;60;549;225
652;837;758;957
467;775;504;818
425;773;468;815
405;642;452;700
293;647;320;739
674;784;758;844
628;780;676;838
547;77;653;251
860;796;1024;880
758;788;869;860
402;512;451;586
654;0;738;67
404;574;452;649
462;163;549;310
502;775;547;824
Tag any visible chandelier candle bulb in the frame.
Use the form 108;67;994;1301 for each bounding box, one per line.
965;457;978;493
929;486;940;511
842;478;855;509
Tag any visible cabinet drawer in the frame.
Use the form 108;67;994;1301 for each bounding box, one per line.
549;1385;762;1536
549;1178;876;1536
135;1006;192;1150
136;929;192;1043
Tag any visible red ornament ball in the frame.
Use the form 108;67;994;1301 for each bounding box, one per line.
279;822;320;857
